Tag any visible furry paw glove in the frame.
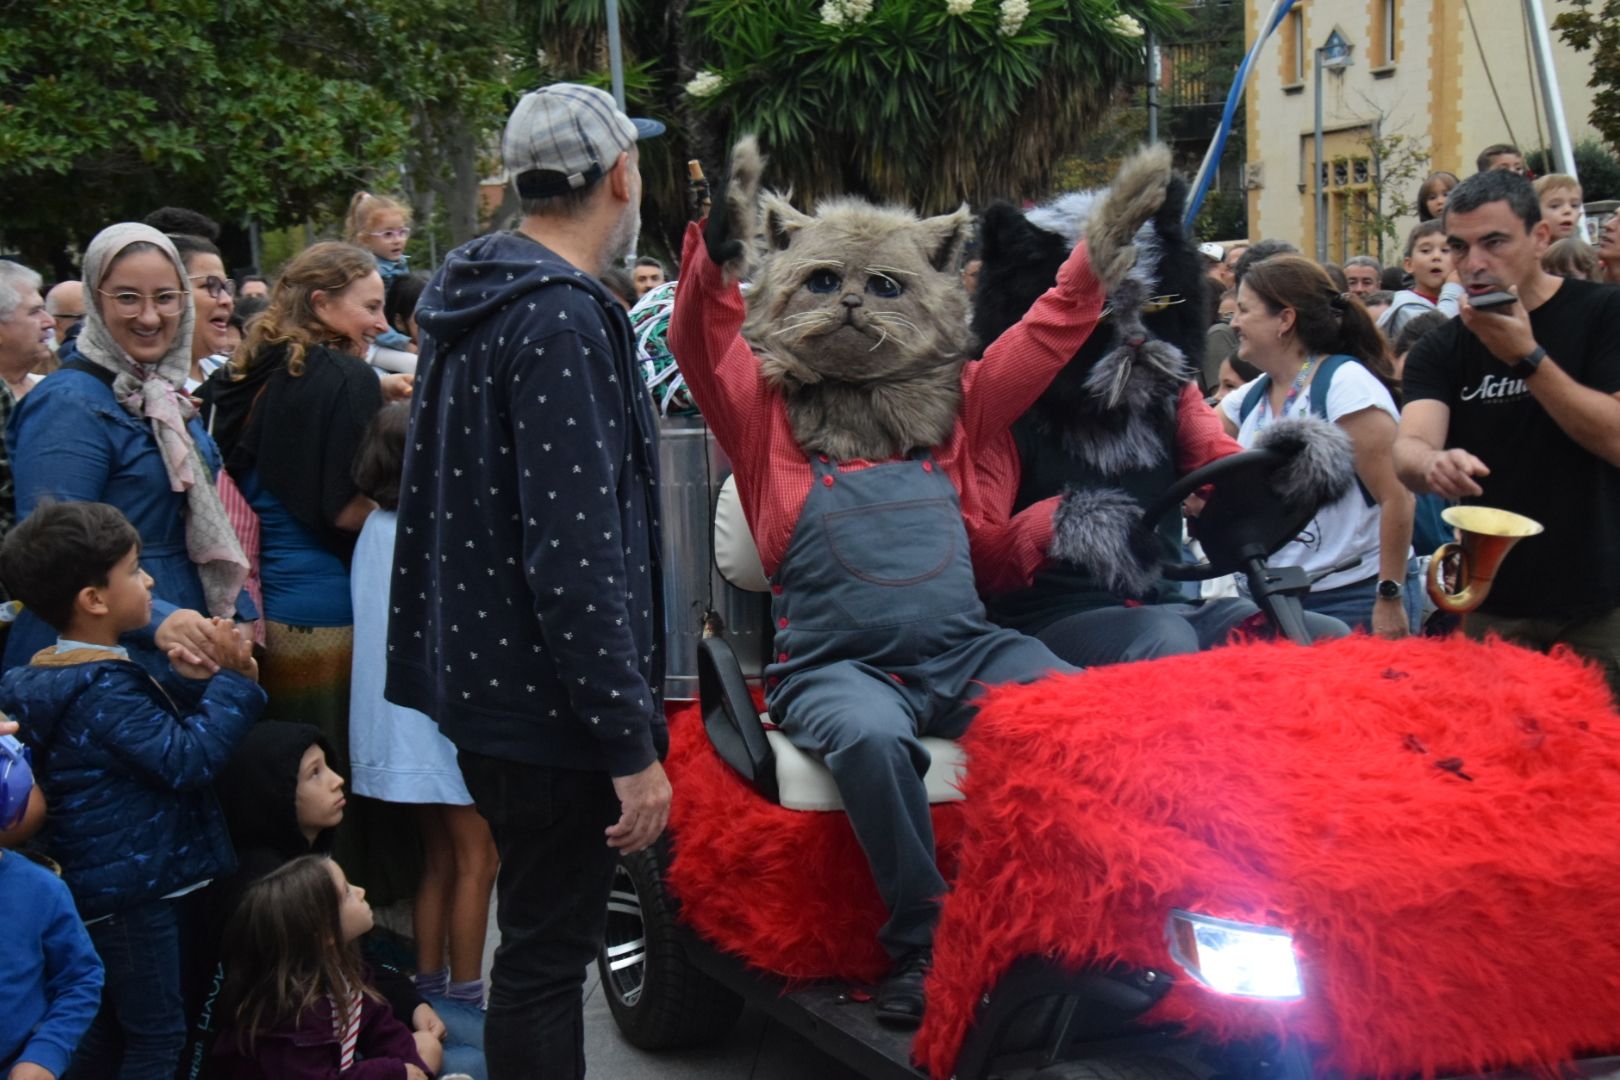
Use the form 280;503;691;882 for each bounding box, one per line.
1085;144;1174;291
706;136;764;276
1049;486;1165;598
1254;416;1356;509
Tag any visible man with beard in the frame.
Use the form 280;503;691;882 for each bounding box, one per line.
385;83;670;1079
1395;169;1620;695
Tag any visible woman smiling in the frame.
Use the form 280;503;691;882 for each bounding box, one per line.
1220;255;1417;637
4;223;251;672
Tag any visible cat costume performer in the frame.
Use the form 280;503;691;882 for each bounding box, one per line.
668;140;1174;1025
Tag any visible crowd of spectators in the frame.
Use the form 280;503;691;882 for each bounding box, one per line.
0;117;1616;1080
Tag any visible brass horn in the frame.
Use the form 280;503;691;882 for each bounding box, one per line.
1426;506;1544;614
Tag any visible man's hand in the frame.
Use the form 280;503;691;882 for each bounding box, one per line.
412;1003;447;1041
9;1062;57;1080
1457;287;1537;366
607;760;671;854
1371;598;1409;640
1421;447;1490;499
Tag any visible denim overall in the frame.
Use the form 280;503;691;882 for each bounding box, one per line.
765;452;1073;956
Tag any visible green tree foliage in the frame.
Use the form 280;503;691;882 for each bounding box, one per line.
0;0;521;268
682;0;1184;213
1527;138;1620;203
1553;0;1620;157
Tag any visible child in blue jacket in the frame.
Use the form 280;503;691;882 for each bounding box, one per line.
0;716;104;1080
0;501;265;1079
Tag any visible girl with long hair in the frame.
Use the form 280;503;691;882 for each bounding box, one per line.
1220;255;1417;637
213;856;435;1078
1416;171;1459;222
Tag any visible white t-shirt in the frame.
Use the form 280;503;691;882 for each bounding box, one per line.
1220;359;1402;592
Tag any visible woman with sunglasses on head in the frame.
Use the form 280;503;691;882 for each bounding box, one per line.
199;242;413;900
3;224;253;676
168;233;236;392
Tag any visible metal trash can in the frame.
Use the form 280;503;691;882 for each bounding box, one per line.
657;416;769;701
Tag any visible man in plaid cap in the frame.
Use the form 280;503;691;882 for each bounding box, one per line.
387;83;669;1078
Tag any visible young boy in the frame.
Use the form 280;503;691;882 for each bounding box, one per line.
0;501;264;1078
1534;173;1584;241
1377;220;1464;337
0;725;104;1080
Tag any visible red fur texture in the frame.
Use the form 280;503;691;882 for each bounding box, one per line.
663;636;1620;1078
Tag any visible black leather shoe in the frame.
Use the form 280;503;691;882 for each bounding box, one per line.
874;949;931;1028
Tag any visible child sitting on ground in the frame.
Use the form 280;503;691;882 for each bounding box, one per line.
212;855;435;1079
0;718;104;1080
0;501;264;1078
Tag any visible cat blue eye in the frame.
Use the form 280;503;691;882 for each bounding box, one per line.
866;274;903;298
806;269;842;294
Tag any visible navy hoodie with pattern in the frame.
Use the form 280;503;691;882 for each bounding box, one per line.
386;231;667;777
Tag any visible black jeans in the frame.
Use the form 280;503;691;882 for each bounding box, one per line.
457;750;621;1080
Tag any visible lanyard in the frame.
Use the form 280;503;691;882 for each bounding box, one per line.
1259;354;1318;427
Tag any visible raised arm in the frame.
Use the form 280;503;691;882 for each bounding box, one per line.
962;143;1173;446
668;221;771;465
960;240;1106;442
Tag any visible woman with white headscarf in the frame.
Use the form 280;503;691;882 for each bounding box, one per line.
3;223;251;672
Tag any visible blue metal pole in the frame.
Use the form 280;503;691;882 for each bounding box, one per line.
1183;0;1300;229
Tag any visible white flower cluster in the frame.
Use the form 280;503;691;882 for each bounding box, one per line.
997;0;1029;37
685;70;725;98
1108;12;1145;39
945;0;974;15
820;0;875;27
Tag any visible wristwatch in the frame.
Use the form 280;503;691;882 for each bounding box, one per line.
1512;345;1546;380
1376;579;1404;601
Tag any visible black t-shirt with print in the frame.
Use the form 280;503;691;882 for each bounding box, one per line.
1403;278;1620;618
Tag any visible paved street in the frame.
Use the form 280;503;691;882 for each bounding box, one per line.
582;964;867;1080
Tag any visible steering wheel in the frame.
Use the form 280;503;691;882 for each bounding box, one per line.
1138;449;1318;582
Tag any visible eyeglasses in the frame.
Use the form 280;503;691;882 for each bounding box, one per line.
366;227;412;242
96;288;185;316
188;274;236;300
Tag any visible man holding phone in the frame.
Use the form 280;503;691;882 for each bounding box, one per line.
1394;169;1620;695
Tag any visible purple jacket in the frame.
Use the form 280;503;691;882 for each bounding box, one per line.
210;989;428;1079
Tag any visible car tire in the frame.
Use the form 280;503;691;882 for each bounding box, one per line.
1029;1058;1200;1080
597;845;744;1049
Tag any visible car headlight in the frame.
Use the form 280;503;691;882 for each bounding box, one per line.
1166;909;1304;1001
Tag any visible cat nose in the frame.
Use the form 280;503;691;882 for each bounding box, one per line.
840;292;862;308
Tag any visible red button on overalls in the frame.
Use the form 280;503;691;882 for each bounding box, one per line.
822;475;835;487
921;461;933;472
778;617;789;629
778;652;789;663
772;584;784;596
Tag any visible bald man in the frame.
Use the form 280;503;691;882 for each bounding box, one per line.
44;280;84;349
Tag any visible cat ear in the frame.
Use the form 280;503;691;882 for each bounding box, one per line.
919;204;972;273
761;193;812;251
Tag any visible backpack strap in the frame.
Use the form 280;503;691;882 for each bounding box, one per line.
1236;373;1273;425
58;357;116;387
1309;355;1376;508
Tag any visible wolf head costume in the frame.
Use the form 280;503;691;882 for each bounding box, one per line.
968;177;1352;602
